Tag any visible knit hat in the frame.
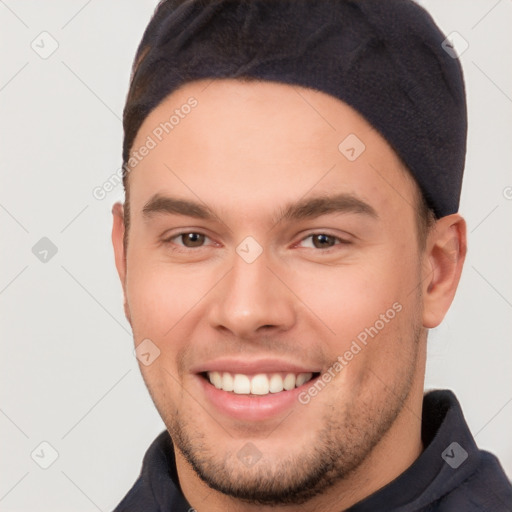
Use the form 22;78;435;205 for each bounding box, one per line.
123;0;467;217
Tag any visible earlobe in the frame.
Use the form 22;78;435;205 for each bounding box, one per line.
422;214;467;328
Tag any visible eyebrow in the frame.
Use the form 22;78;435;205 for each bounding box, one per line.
142;192;378;224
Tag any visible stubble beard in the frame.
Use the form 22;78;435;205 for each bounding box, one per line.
164;326;423;507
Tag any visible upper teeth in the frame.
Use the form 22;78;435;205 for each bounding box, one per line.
206;371;314;395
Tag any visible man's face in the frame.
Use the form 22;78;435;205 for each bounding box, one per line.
114;79;430;504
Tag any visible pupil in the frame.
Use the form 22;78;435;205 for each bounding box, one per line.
314;234;333;248
184;233;204;247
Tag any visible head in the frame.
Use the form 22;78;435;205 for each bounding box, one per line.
112;0;467;508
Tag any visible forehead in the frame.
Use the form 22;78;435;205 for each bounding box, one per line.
127;78;418;223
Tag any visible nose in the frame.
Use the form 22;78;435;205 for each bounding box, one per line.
207;248;296;340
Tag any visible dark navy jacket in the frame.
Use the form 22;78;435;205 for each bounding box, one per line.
113;390;512;511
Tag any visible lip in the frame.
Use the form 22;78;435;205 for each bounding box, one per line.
195;369;320;422
190;357;320;375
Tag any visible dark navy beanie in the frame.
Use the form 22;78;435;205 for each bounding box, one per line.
123;0;467;218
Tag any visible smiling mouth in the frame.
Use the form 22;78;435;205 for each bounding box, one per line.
201;371;320;396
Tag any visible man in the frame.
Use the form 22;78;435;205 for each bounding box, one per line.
111;0;512;510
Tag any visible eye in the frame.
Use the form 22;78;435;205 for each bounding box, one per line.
164;232;210;249
298;233;349;250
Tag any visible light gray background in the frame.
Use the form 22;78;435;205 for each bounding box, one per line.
1;0;511;510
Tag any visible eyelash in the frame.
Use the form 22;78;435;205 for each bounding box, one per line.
161;231;351;252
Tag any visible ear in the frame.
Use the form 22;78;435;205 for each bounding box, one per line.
421;213;467;328
111;202;131;324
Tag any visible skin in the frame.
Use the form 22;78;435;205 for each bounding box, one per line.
111;78;466;512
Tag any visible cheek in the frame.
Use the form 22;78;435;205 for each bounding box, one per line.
124;258;209;406
289;252;417;342
124;248;220;343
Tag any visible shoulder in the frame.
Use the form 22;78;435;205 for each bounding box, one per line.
432;451;512;512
